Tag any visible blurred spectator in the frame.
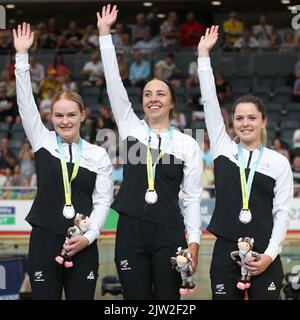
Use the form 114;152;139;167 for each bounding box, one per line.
252;15;272;48
292;129;300;149
59;74;78;92
81;24;99;51
0;86;13;123
203;140;213;168
131;13;151;43
55;34;69;52
291;128;300;162
272;137;290;161
170;109;186;132
18;139;35;179
47;17;62;39
112;23;125;52
117;53;129;86
223;11;244;45
47;53;71;81
81;51;105;87
81;106;97;142
0;168;10;187
233;30;259;50
160;11;180;48
180;12;205;47
129;49;151;88
0;31;12;51
39;69;60;99
270;26;282;47
154;53;181;87
185;54;198;94
292;77;300;102
112;157;124;185
32;22;55;50
99;105;116;130
39;88;55;115
117;32;133;64
6;55;15;81
221;34;234;51
0;137;18;172
279;30;296;51
132;31;159;56
215;71;232;104
64;21;83;51
292;156;300;197
29;56;45;94
5;164;23;187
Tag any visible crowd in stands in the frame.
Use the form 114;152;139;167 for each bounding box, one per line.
1;10;300;199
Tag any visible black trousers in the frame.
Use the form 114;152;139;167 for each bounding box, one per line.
28;226;99;300
115;213;187;300
210;237;283;300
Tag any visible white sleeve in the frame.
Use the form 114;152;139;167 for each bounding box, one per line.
182;139;202;245
84;150;113;244
197;57;232;159
264;157;293;260
15;53;50;152
99;35;142;140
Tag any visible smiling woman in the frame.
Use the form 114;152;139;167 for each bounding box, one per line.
97;4;202;300
197;26;293;300
50;92;85;144
13;22;113;300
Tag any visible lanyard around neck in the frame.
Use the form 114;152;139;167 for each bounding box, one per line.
57;135;82;205
238;143;264;210
146;125;175;191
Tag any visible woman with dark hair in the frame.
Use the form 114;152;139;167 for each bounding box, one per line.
198;26;293;300
47;52;71;80
13;23;113;300
97;5;202;300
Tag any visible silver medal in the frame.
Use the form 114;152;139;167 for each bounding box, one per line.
239;209;252;224
63;204;76;219
145;189;158;204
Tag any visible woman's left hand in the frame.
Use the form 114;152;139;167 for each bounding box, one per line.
64;235;89;257
244;253;273;276
188;242;199;274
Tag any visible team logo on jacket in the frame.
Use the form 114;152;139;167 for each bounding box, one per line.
215;283;226;294
120;260;131;271
87;271;95;280
268;282;276;291
34;271;45;282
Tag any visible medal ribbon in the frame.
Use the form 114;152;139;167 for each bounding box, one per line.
238;143;264;210
57;135;82;206
146;125;175;191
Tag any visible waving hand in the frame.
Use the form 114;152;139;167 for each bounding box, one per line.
97;4;118;36
13;22;34;54
197;25;219;57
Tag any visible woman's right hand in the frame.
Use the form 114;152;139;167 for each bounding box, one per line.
197;25;219;58
13;22;34;54
96;4;118;36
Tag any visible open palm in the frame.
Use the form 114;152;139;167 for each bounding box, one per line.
198;25;219;53
13;22;34;53
96;4;118;31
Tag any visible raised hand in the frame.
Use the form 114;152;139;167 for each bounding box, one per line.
13;22;34;54
96;4;118;36
197;25;219;57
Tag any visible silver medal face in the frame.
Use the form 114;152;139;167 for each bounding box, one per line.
239;209;252;224
63;205;76;219
145;189;158;204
